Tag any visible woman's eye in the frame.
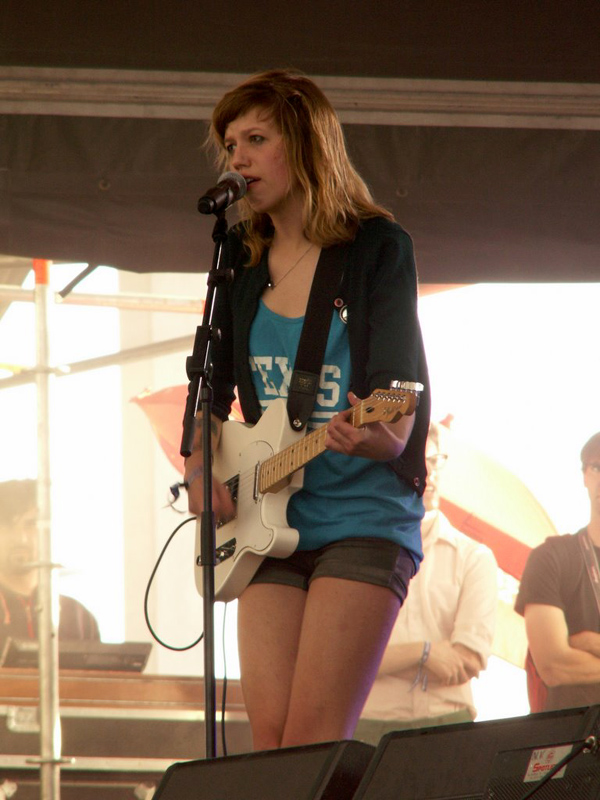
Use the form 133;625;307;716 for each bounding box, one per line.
225;143;235;154
250;135;264;144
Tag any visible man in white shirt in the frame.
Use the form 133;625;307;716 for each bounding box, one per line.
356;422;497;740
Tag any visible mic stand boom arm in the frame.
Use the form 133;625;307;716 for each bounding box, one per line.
180;210;231;759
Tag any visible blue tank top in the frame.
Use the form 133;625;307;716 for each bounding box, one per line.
248;299;423;566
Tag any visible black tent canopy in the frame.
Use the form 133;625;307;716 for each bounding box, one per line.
1;112;599;282
1;0;599;281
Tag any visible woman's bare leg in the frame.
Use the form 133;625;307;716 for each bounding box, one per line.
281;576;401;747
237;582;307;750
238;576;401;750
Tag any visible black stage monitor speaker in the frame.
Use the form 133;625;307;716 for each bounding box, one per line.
153;739;374;799
353;705;600;800
483;739;600;799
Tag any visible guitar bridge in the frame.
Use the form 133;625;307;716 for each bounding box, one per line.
215;538;236;564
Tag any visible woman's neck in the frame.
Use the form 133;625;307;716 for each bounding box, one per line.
268;191;306;245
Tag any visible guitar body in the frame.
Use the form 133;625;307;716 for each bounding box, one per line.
195;398;304;603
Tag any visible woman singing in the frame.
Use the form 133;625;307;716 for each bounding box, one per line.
185;69;430;750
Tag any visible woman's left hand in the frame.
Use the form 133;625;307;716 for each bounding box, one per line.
324;391;413;461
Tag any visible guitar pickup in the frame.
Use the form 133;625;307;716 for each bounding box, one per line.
215;538;236;564
215;477;239;530
225;475;239;504
253;462;261;501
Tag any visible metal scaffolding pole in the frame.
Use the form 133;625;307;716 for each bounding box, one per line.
0;264;205;796
33;259;62;799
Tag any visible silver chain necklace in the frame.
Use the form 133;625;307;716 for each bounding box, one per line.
267;243;314;290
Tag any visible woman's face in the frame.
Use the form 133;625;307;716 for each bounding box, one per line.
223;107;295;217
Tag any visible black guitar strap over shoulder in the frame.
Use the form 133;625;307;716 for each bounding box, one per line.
286;244;346;432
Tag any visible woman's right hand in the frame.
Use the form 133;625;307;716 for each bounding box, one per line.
184;413;235;522
185;460;235;522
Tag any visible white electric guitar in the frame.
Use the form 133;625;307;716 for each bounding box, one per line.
195;382;422;602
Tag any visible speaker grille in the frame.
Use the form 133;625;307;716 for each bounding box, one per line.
153;739;374;799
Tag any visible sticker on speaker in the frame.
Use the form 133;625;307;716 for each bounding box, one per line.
524;745;573;782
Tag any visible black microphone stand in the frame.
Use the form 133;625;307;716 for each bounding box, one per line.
180;209;232;759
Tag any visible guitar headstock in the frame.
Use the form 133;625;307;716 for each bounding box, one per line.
353;383;423;426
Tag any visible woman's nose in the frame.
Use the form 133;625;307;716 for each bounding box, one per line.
231;143;249;170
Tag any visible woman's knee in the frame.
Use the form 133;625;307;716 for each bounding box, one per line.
251;724;284;752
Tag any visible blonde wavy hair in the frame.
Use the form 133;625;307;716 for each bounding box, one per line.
208;69;393;265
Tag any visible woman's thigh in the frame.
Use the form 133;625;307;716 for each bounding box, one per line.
282;576;401;746
237;582;307;747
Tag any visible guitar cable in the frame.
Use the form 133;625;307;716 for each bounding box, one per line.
143;511;232;756
143;514;203;651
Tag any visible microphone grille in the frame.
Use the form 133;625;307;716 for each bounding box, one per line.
218;171;247;200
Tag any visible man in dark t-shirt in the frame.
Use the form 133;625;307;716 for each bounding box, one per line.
515;432;600;711
0;479;100;657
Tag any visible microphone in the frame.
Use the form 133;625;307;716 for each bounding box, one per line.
197;172;247;215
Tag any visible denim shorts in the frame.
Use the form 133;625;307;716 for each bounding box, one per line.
249;536;416;603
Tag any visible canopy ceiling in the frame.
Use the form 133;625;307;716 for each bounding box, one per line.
3;1;600;83
1;1;599;281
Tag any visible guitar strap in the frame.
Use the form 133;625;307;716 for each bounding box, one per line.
578;528;600;621
286;244;346;432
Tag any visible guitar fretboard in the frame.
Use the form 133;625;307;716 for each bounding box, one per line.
258;399;377;493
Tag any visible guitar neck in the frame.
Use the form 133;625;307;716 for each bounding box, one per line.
258;399;377;494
